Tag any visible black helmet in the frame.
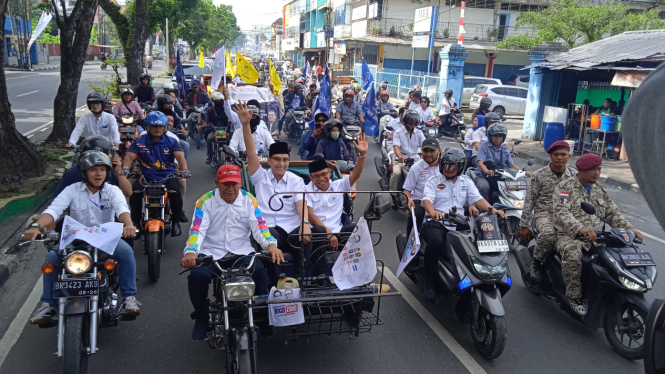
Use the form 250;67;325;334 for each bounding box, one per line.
156;94;173;110
139;73;151;82
480;97;492;110
314;110;329;124
294;83;305;92
323;119;343;139
403;109;420;127
484;112;501;127
444;89;453;96
86;91;106;112
487;123;508;143
439;147;467;179
78;150;113;185
80;135;113;154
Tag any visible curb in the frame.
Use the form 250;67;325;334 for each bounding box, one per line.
8;61;102;72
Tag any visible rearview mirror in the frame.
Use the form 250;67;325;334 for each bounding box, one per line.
167;72;173;76
364;193;392;222
513;140;522;146
527;159;535;166
581;202;596;215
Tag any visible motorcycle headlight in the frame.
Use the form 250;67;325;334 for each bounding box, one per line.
472;257;508;279
225;278;255;301
619;276;646;292
344;133;353;140
65;251;93;274
122;116;133;124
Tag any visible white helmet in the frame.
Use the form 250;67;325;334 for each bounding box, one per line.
162;82;174;91
211;91;224;102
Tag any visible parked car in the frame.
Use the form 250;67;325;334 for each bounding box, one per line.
506;74;530;88
171;62;213;84
462;77;503;105
468;84;528;116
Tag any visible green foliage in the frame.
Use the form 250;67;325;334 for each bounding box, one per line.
90;24;99;45
85;76;118;99
36;147;67;162
174;0;241;51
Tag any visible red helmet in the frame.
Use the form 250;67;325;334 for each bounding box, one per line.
295;78;305;84
412;84;421;91
379;90;389;97
344;90;355;97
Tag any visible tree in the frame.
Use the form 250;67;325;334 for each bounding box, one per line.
497;0;665;50
42;0;100;144
0;0;46;177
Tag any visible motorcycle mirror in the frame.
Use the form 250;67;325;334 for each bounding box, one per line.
364;193;392;222
527;159;535;166
581;202;596;215
513;140;522;146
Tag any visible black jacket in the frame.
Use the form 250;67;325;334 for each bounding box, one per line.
134;84;155;103
184;91;210;107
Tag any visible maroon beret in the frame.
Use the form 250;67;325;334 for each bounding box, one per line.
576;153;602;170
547;140;570;154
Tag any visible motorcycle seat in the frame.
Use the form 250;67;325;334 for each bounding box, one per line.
551;250;594;269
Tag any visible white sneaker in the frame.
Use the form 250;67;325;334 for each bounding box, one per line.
123;296;142;316
569;298;587;316
29;302;56;325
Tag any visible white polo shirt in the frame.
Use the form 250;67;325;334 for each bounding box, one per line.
43;182;129;226
422;174;483;228
68;112;120;145
229;127;274;154
305;176;352;232
393;128;425;161
184;189;277;260
402;160;441;201
250;168;307;233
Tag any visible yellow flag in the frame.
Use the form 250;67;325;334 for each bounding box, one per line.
198;50;205;68
225;49;235;76
269;58;282;96
236;52;259;84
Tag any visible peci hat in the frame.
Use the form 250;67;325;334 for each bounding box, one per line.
269;142;290;157
422;138;440;151
216;164;241;184
308;158;328;174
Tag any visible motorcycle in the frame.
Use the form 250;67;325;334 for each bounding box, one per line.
185;104;206;150
513;201;656;360
375;109;397;144
396;209;511;359
134;172;182;282
16;230;135;373
438;110;466;142
116;114;142;159
210;127;236;169
419;120;438;139
100;61;107;70
342;119;363;162
138;98;156;116
289;106;308;143
374;144;416;210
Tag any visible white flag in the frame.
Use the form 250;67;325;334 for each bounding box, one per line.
332;218;377;290
59;216;123;255
210;46;226;90
27;12;52;51
396;207;421;278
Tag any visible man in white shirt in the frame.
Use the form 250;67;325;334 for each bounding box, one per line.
228;104;274;155
181;163;283;341
236;101;327;276
420;148;505;300
402;138;441;235
438;89;457;125
67;92;120;147
384;107;406;154
219;87;269;132
24;151;140;324
305;134;368;255
391;110;426;200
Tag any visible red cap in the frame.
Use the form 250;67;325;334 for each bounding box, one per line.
547;140;570;154
216;164;242;184
576;153;602;170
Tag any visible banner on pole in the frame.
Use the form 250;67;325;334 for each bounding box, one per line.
27;12;52;51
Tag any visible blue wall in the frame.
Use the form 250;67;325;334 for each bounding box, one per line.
464;63;485;77
492;64;527;83
383;58;430;72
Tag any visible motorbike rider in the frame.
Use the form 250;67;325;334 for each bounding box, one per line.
302;111;329;160
335;90;365;124
228;102;274;155
284;83;307;137
306;83;319;110
122;111;190;237
236;101;327;277
282;80;294;97
463;115;483;170
416;96;439;124
312;75;321;91
553;153;642;315
472;112;514;153
183;81;210;112
26;151;141;324
134;73;155;103
520;140;577;282
391;109;425;204
353;83;364;106
66;92;120;148
403;138;441;235
408;88;422;111
472;97;492;123
181;163;283;341
203;91;231;164
315;119;353;162
156;94;190;159
377;90;394;112
113;87;145;119
438;89;457;126
153;83;183;115
420;147;506;300
384;107;407;156
475;123;530;202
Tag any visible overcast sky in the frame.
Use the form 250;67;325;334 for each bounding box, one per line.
213;0;283;31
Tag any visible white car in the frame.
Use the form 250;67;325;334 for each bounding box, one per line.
468;84;528;117
462;77;502;106
506;74;530;88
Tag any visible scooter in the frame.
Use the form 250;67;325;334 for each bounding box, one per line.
116;113;142;159
419;120;438;139
438;110;466;142
375;109;397;144
342;119;363;162
513;201;656;360
289;106;308;143
374;143;417;211
396;209;511;359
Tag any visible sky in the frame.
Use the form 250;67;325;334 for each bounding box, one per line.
213;0;283;31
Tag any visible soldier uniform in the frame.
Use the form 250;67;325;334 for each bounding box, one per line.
520;163;577;262
553;176;634;299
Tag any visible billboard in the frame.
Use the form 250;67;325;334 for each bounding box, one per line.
412;6;438;48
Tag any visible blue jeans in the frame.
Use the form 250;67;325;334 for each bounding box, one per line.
179;139;190;159
464;150;473;170
41;239;137;306
298;131;310;159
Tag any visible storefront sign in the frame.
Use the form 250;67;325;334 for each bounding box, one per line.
412;6;438;48
352;4;367;21
334;41;346;55
611;71;648;88
317;31;326;48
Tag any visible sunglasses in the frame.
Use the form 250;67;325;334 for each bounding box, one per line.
421;101;427;103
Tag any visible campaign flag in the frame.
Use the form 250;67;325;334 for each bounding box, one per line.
396;207;422;278
332;218;377;290
307;64;331;131
236;52;260;83
175;51;187;99
198;50;205;68
211;46;226;90
361;58;374;91
27;12;52;51
303;61;312;87
361;86;379;136
269;58;282;96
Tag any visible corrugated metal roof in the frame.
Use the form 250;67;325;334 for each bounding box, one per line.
545;30;665;65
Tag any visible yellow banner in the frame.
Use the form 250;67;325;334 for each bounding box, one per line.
225;49;235;76
198;50;205;68
269;58;282;96
236;52;259;84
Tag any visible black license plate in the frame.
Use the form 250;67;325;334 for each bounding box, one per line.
120;126;135;133
620;252;655;267
505;181;527;190
54;279;99;298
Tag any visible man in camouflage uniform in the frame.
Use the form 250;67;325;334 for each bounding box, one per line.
520;140;577;282
553;153;643;316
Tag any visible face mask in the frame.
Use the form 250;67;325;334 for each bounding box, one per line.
250;117;261;128
331;132;340;140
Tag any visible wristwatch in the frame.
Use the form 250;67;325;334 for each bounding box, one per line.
303;219;310;224
30;222;42;230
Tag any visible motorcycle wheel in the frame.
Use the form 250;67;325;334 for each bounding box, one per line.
63;314;89;374
470;307;507;360
604;302;648;360
146;231;161;283
196;131;201;150
644;299;665;374
501;217;519;253
237;349;252;374
456;129;466;143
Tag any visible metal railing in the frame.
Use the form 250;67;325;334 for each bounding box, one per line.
353;63;442;107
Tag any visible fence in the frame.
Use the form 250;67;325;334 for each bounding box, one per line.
353;63;442;107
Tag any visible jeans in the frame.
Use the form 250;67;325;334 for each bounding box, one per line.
298;131;310;158
179;139;190;159
41;239;137;306
464;150;473;171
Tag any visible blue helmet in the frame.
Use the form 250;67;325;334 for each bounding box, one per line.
145;111;168;127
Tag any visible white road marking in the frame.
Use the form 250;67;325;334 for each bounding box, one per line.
0;276;43;369
26;134;34;139
39;127;49;133
643;232;665;245
5;76;30;80
21;105;87;136
16;90;39;97
382;267;487;374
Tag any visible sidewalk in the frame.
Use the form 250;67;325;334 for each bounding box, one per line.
7;60;101;72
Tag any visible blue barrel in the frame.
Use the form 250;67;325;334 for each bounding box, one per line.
600;116;617;131
543;122;564;152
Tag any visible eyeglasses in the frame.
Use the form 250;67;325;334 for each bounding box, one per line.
270;156;290;163
310;170;330;180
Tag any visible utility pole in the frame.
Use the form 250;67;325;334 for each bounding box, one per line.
165;18;169;70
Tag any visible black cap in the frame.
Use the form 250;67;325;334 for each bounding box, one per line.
308;158;328;174
422;138;440;150
269;142;290;157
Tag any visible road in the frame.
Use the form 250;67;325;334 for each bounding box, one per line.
0;76;663;373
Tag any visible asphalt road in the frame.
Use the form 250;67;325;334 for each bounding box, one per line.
1;91;664;373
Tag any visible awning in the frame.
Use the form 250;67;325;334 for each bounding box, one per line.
611;71;649;88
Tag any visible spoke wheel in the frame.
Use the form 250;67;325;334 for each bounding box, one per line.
604;303;647;360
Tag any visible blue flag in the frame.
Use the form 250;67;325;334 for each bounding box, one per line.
175;51;187;100
361;86;379;136
361;58;374;91
308;64;332;130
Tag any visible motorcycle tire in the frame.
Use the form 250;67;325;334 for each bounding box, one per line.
63;314;89;374
470;308;507;360
456;129;465;143
603;302;648;360
146;231;161;283
644;299;665;374
237;349;252;374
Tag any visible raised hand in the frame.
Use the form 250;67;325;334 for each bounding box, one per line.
232;100;252;126
354;132;368;155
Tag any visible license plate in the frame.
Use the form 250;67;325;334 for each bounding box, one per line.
346;125;360;131
505;181;527;190
620;252;655;267
120;126;135;133
54;279;99;298
477;240;510;253
471;96;479;102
